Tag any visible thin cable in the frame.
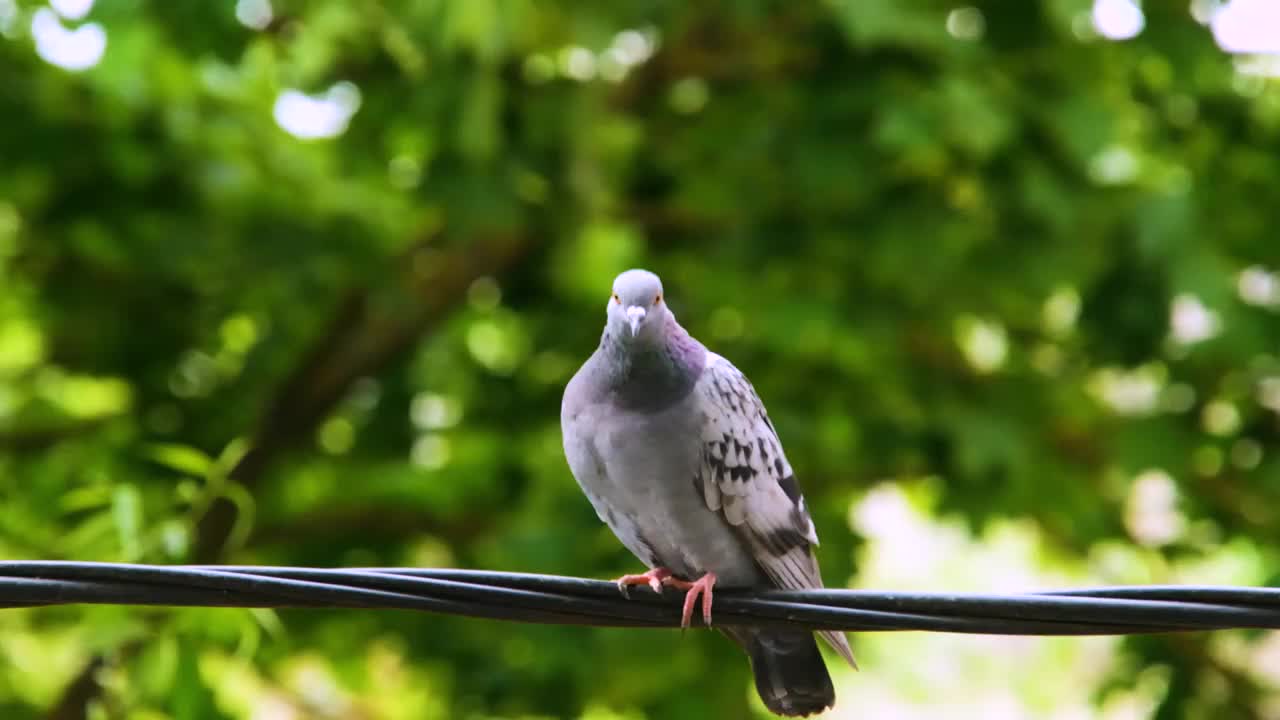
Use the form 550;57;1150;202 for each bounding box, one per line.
2;561;1279;635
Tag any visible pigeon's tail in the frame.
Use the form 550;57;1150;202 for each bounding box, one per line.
724;628;835;717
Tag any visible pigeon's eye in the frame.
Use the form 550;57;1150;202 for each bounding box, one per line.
655;294;662;304
612;293;620;303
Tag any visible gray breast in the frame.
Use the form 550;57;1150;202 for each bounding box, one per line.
586;393;763;586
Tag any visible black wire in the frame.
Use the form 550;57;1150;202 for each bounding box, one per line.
2;561;1279;635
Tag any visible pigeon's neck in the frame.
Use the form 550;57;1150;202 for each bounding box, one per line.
599;316;704;409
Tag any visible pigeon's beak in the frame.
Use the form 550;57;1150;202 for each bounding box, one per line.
625;306;646;336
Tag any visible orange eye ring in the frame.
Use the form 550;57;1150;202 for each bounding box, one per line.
655;294;662;304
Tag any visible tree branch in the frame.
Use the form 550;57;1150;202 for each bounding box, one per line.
193;233;530;564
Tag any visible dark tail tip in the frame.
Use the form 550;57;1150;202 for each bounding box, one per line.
729;628;835;717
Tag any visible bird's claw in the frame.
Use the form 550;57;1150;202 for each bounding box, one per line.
614;569;717;629
663;572;717;629
613;567;674;598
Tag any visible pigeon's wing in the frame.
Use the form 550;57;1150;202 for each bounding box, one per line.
693;352;855;666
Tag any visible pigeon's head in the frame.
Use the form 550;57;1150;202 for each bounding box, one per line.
607;269;669;343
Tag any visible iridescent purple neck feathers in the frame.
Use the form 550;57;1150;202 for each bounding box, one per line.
598;313;706;410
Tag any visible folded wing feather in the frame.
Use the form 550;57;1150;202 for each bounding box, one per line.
693;353;855;667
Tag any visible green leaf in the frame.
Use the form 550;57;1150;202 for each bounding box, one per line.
144;444;214;478
111;483;144;561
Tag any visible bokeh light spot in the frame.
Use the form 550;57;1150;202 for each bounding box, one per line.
1211;0;1280;53
669;77;709;114
1202;400;1241;436
956;316;1008;373
50;0;93;21
273;82;362;140
410;393;463;430
32;8;106;72
1093;0;1145;40
411;434;450;470
1095;0;1146;39
235;0;273;30
1238;266;1280;308
946;7;985;41
1170;294;1220;345
317;417;355;455
1125;469;1184;546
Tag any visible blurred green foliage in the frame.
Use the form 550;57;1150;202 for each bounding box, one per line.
1;0;1279;717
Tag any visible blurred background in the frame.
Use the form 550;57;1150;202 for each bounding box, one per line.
1;0;1279;717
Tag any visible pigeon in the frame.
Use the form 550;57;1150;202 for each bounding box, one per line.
561;268;855;717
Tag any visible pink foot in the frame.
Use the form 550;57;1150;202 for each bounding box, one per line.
614;567;674;596
663;572;717;628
